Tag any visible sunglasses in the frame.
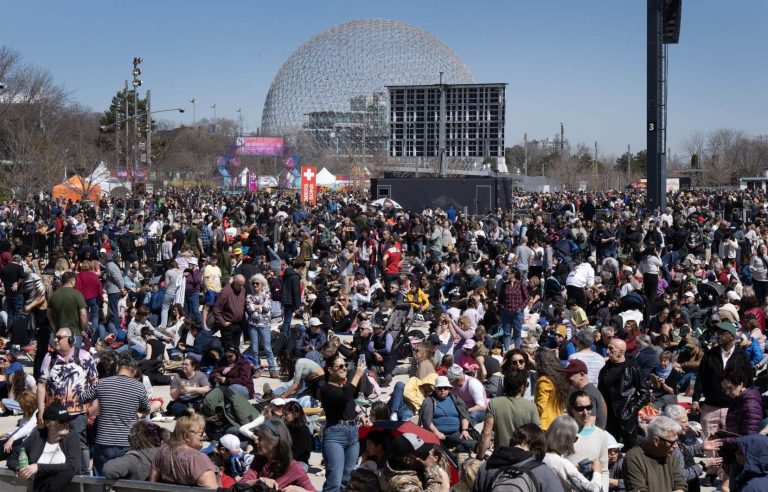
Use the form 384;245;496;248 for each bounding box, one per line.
573;404;593;412
510;358;526;365
332;364;347;370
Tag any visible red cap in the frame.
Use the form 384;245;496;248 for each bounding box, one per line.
560;359;588;375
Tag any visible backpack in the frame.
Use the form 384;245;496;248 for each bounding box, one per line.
489;460;542;492
118;234;135;254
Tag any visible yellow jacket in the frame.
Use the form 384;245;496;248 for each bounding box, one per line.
535;375;564;430
406;288;431;310
403;373;437;412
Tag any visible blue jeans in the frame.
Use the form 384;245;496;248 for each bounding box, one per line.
469;410;486;425
107;292;121;331
91;322;119;346
184;292;203;325
322;422;359;492
70;414;90;474
247;323;277;371
281;305;294;337
85;297;100;336
387;381;414;421
116;343;146;357
500;308;524;350
5;293;23;327
92;444;129;476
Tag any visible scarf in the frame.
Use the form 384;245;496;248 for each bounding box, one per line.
655;364;673;379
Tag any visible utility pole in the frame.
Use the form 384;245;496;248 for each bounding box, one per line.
146;89;152;177
627;144;632;184
114;101;120;168
189;98;196;131
594;141;598;174
523;132;528;176
124;80;129;170
557;122;565;177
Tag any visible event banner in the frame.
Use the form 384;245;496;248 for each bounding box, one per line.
114;168;147;181
248;173;258;192
301;166;317;205
236;136;285;156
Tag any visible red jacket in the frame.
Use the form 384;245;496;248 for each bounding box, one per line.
209;356;255;397
75;270;103;301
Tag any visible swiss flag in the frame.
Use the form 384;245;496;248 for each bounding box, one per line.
301;166;317;205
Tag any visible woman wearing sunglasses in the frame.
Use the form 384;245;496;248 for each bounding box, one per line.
320;354;366;492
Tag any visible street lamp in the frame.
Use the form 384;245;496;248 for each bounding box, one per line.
189;98;196;129
132;57;143;172
236;107;242;136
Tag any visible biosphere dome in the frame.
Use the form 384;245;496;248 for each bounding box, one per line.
261;19;475;158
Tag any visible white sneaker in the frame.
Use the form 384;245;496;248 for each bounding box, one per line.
390;412;398;421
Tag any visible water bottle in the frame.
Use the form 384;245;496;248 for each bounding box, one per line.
18;447;28;469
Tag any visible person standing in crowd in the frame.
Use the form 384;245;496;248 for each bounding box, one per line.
47;271;87;348
281;261;303;336
1;254;28;326
160;259;184;328
246;273;278;378
80;356;151;476
691;321;753;441
566;390;610;491
320;354;366;492
201;255;223;331
213;274;247;349
497;268;528;350
74;261;102;340
562;359;608;430
598;339;649;449
102;251;124;333
477;370;540;457
37;326;98;474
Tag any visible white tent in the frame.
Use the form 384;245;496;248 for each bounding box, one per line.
237;167;250;187
315;167;336;186
258;176;279;188
87;162;128;193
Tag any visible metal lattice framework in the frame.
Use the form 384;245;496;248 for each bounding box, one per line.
261;19;475;163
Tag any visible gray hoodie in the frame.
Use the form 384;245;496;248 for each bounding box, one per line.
102;447;159;481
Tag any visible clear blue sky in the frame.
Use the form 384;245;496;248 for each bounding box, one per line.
1;0;766;158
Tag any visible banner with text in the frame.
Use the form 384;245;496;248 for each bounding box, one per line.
301;166;317;205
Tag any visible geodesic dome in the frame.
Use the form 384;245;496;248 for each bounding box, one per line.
261;19;475;158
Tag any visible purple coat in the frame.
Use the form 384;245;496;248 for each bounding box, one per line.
723;386;764;448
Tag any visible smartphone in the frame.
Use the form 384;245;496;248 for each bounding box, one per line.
358;354;367;369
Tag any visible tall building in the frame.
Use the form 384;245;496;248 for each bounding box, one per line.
387;83;506;159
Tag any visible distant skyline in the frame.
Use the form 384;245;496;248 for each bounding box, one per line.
1;0;766;158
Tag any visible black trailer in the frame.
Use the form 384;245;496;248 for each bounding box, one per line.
370;175;522;214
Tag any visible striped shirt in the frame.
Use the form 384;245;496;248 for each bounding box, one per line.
80;375;150;446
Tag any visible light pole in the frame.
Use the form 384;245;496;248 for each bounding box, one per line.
132;57;143;172
211;103;217;132
236;107;243;136
189;98;196;129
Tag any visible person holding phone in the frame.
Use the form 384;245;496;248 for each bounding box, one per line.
320;355;365;492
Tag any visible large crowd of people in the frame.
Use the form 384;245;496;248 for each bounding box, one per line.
0;186;768;491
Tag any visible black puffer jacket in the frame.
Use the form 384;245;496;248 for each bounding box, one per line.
599;357;650;434
280;266;301;307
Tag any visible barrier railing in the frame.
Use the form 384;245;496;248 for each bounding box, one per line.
0;469;201;492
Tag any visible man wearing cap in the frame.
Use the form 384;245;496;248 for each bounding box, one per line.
691;321;753;441
366;323;397;386
10;403;80;489
419;376;474;448
379;433;449;491
295;317;327;358
562;359;608;430
447;364;488;425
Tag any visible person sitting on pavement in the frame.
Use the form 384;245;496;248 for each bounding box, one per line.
208;346;255;399
366;323;397;387
168;356;211;417
447;364;488;425
102;420;169;481
294;317;327;358
418;375;476;449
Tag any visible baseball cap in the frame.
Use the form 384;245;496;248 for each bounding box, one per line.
435;376;452;388
43;403;75;423
684;291;695;299
447;365;464;381
727;291;741;302
462;339;476;350
716;321;737;335
233;248;243;255
391;433;435;459
308;317;323;326
426;334;441;345
355;268;365;275
218;434;241;452
560;359;588;375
